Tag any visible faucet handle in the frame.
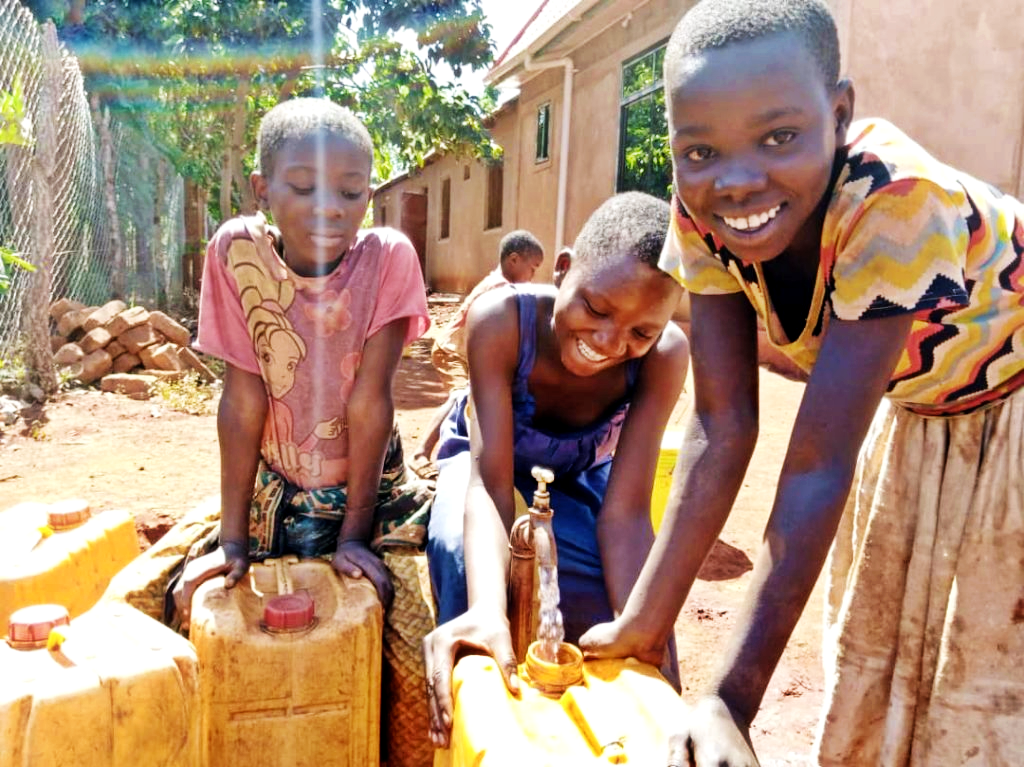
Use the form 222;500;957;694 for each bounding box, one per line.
531;466;554;496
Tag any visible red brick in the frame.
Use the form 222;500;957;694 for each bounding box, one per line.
83;300;127;332
77;348;113;384
147;311;190;347
119;324;163;355
56;308;89;338
139;342;184;371
78;326;112;354
179;347;218;382
105;306;150;337
106;339;126;359
53;343;84;366
111;352;142;374
49;298;85;321
100;373;158;399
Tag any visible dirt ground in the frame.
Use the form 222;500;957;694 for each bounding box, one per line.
0;299;821;765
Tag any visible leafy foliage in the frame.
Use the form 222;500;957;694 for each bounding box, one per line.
28;0;498;196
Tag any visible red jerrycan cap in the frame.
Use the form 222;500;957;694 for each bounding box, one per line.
47;499;92;530
263;592;316;632
7;604;71;649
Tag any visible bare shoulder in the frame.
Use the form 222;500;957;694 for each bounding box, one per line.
651;320;690;371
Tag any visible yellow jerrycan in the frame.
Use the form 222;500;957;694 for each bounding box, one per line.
650;430;683;534
437;642;687;766
439;466;686;765
0;600;201;767
0;499;140;628
189;555;383;767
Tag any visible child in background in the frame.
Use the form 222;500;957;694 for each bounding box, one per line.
174;97;430;624
410;230;545;479
422;192;690;747
580;2;1024;765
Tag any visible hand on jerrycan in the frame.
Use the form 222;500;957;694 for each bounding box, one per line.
422;604;521;748
664;694;761;767
173;540;249;632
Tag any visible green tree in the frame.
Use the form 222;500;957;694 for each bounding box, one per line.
30;0;497;301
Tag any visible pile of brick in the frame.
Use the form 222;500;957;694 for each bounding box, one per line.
49;298;217;399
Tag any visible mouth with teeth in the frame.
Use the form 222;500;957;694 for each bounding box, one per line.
719;203;783;233
576;338;610;365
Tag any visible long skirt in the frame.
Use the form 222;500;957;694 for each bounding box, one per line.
816;386;1024;766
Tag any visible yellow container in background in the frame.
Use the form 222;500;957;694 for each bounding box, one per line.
0;601;201;767
436;649;687;766
189;556;383;767
0;500;140;631
650;431;682;533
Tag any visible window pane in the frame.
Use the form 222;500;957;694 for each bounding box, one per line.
622;52;654;98
536;104;550;162
440;178;451;239
617;89;672;199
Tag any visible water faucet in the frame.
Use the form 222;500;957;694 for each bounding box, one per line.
528;466;556;574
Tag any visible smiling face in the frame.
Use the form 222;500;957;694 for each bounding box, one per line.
669;32;853;263
251;132;372;277
552;252;681;377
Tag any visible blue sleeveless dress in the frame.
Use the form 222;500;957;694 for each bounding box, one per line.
427;288;640;643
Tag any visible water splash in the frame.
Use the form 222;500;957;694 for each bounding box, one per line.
537;560;564;662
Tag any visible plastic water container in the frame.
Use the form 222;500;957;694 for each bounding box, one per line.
650;431;682;533
0;500;140;631
0;601;201;767
436;641;687;766
189;556;383;767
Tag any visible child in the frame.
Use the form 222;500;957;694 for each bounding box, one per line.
580;2;1024;765
411;230;545;479
174;97;430;625
422;192;690;747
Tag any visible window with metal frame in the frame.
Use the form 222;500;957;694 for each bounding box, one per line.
617;43;671;199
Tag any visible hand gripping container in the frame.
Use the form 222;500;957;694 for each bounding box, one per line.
436;641;688;766
189;556;383;767
0;499;140;629
0;601;201;767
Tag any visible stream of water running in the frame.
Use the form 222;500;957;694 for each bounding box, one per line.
537;563;565;662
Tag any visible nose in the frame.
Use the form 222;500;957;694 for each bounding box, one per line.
591;321;629;358
713;156;767;200
312;189;346;218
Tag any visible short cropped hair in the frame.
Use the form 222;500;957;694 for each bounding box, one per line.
256;97;374;177
665;0;840;89
574;192;671;271
499;230;544;262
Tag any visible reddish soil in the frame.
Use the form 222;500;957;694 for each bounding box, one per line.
0;299;821;765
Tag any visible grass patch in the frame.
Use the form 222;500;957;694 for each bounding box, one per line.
150;372;216;415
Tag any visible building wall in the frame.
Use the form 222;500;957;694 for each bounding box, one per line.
837;0;1024;196
376;0;1024;293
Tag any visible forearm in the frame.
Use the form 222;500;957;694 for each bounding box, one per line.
598;514;655;615
618;409;757;643
713;466;853;723
217;381;266;547
463;481;514;613
340;386;394;543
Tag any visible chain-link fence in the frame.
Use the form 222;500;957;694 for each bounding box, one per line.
0;0;185;364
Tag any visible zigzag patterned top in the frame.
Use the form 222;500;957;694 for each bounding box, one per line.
659;119;1024;415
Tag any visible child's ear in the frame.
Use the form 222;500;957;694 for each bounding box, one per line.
553;248;573;287
251;172;269;211
832;78;855;142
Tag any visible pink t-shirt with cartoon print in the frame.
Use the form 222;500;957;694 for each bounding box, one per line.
196;213;429;489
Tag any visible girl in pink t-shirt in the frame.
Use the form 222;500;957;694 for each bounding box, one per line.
175;98;429;625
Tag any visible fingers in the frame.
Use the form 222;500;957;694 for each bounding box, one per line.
333;544;395;609
577;621;617;657
423;630;455;748
223;554;250;588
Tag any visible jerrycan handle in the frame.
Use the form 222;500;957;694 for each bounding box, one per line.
274;558;295;595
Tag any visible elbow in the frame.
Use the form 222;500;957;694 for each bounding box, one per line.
700;405;758;464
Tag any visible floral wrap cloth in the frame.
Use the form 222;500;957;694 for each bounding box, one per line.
247;426;433;559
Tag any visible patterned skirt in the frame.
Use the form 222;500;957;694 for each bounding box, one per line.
816;385;1024;766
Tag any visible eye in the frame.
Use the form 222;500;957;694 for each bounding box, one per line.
583;298;607;318
764;129;797;147
341;190;365;201
289;185;314;195
632;328;654;341
682;145;715;163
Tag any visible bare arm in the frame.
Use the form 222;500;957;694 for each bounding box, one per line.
598;321;690;615
331;317;407;605
712;311;913;723
584;292;762;659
